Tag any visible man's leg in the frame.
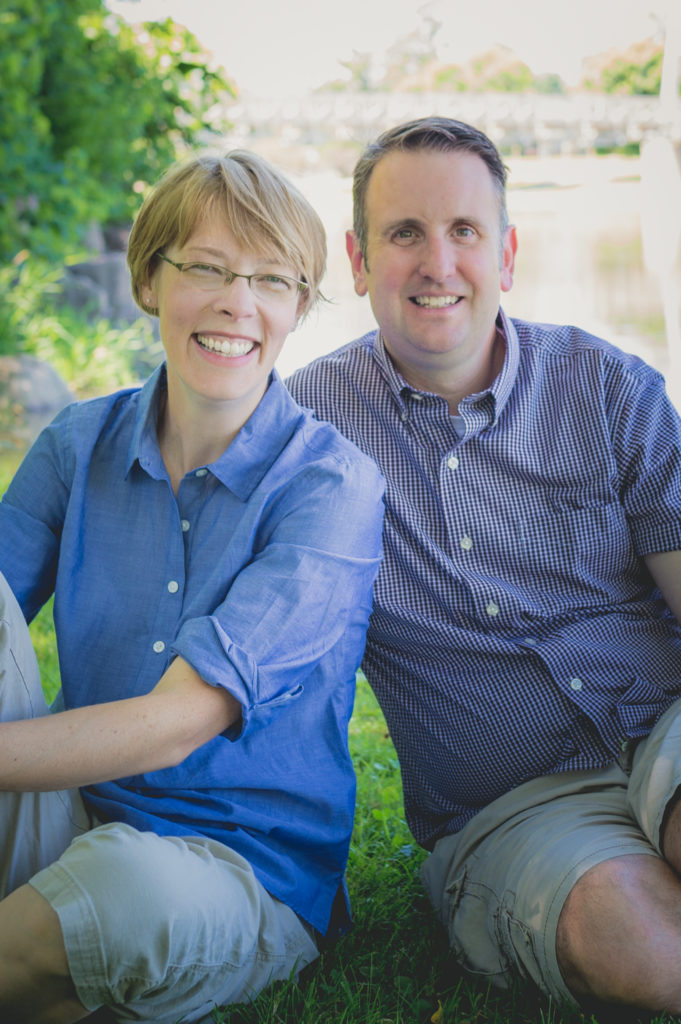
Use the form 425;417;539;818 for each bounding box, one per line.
556;853;681;1011
421;763;662;1007
557;701;681;1012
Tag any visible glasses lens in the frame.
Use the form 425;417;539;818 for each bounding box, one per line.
183;263;224;289
251;274;299;302
179;262;304;302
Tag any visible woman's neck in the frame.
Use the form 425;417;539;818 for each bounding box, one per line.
156;387;241;494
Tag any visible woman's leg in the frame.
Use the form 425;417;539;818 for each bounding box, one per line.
0;574;92;1021
0;572;88;896
29;823;319;1024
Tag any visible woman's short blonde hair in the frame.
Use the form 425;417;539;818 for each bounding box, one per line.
127;150;326;318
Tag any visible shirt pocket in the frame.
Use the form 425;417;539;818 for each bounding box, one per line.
514;494;632;586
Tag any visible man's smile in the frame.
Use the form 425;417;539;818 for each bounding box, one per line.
411;295;462;308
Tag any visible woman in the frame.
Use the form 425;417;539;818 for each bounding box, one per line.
0;150;384;1022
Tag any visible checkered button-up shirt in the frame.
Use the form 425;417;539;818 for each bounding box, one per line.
287;310;681;848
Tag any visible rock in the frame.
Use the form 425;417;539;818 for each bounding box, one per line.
0;355;75;450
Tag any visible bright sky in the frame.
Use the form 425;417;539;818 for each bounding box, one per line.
105;0;669;98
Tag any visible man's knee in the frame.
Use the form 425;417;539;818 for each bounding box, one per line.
557;853;681;1011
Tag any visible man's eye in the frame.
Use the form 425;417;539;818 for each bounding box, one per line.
454;227;475;239
393;228;416;243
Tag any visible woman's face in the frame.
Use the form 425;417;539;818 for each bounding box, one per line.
147;213;304;427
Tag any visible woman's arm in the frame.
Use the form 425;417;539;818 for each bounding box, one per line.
0;657;241;792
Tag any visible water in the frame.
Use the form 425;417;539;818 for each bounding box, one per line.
279;153;674;399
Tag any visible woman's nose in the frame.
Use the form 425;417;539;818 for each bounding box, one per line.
211;274;258;317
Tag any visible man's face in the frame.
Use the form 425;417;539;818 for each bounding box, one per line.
347;148;516;388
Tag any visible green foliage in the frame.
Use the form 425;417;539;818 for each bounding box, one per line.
600;49;664;95
433;66;468;92
485;65;535;92
0;253;161;394
0;0;235;263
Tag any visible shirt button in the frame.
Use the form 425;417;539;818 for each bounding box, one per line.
411;392;424;401
447;455;460;470
167;580;179;594
181;519;190;532
569;677;583;691
525;637;537;646
195;468;208;478
153;640;166;654
460;535;473;551
486;601;499;616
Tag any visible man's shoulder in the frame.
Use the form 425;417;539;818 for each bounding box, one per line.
510;315;664;389
512;316;654;367
287;331;379;398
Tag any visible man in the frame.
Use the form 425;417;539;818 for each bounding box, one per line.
287;116;681;1013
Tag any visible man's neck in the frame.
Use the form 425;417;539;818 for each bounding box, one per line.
384;328;506;415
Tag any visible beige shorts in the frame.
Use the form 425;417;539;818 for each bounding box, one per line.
421;699;681;1007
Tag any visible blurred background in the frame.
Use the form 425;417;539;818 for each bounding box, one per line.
1;0;680;448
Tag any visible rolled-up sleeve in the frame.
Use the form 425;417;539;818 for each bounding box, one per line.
171;455;385;736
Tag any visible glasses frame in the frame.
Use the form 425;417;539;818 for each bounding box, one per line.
154;251;309;299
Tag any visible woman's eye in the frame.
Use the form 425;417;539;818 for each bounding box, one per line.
187;263;223;277
257;275;292;292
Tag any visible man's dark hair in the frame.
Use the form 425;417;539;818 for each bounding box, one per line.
352;116;509;258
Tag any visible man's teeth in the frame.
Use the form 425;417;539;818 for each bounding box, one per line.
196;335;254;356
413;295;460;308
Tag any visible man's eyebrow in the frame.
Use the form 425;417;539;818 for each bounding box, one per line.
378;218;423;236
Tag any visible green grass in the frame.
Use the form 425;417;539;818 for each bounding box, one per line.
1;454;679;1023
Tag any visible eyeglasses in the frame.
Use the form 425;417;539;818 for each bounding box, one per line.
155;252;308;304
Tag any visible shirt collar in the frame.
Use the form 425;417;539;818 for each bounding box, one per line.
371;307;520;425
127;364;304;500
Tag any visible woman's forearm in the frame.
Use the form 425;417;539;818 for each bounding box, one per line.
0;658;240;792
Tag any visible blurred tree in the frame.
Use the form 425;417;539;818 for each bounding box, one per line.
581;39;675;96
0;0;235;262
318;31;565;95
600;49;664;95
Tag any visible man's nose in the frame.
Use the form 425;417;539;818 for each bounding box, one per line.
418;236;456;281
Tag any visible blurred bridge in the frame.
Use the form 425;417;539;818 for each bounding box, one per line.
225;91;681;155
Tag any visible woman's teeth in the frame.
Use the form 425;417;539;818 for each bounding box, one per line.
196;334;254;356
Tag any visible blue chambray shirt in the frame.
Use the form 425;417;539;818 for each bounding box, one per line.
287;310;681;849
0;365;385;935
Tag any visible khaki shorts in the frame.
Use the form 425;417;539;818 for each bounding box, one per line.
421;699;681;1007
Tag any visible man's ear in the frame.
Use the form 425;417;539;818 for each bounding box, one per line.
346;230;369;297
500;225;517;294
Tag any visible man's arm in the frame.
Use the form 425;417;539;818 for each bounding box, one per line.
0;657;241;792
644;549;681;625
